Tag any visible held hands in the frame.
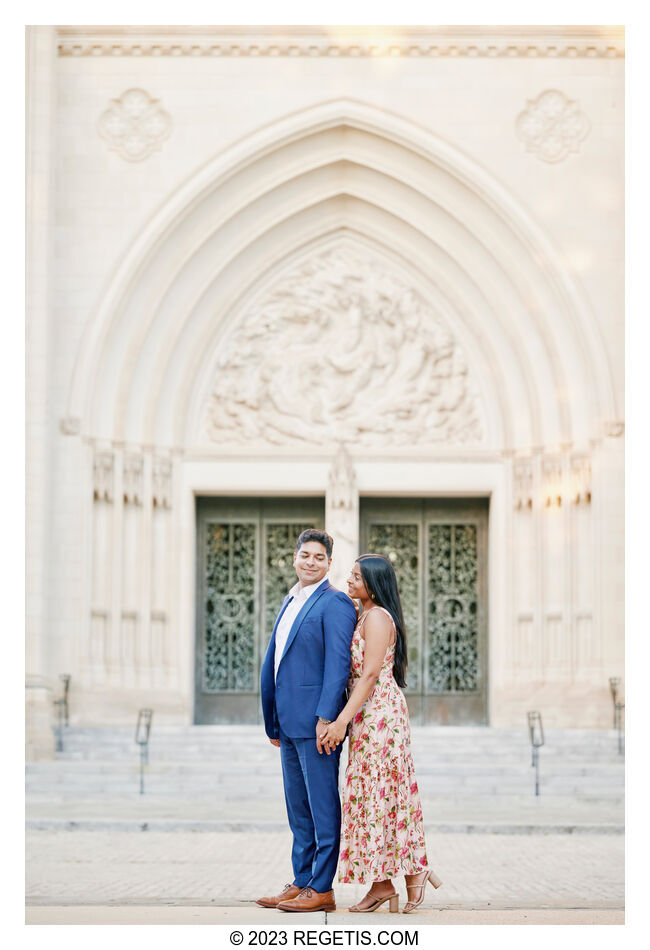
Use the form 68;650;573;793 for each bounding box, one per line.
318;718;347;754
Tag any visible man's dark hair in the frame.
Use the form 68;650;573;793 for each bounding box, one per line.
295;528;333;558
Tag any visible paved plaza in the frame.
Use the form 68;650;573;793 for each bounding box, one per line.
26;828;624;925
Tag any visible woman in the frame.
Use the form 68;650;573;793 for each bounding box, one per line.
319;555;442;914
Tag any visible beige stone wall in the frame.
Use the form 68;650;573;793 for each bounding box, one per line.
26;27;624;742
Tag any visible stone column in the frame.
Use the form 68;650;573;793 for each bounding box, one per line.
26;26;56;759
325;445;359;591
90;450;114;684
151;456;173;687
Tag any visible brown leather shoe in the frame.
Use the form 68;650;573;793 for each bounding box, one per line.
277;887;336;913
256;883;302;908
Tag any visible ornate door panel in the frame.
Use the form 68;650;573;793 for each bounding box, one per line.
360;498;488;725
195;498;324;724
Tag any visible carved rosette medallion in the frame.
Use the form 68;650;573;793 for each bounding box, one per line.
516;89;590;162
202;248;484;448
98;88;172;162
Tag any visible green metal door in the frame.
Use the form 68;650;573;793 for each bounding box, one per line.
360;498;489;725
194;497;325;724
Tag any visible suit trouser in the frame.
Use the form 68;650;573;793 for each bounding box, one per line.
279;728;342;893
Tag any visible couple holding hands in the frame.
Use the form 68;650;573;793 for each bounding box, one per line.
257;528;442;915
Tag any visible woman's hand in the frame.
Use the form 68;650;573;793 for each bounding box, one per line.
320;718;347;752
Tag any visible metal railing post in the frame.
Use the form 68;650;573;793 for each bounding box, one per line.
615;701;625;755
135;709;153;795
53;674;71;752
527;710;545;796
609;677;621;729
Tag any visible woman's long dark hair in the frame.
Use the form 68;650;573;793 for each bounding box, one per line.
356;554;408;689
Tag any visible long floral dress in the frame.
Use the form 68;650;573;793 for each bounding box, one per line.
338;606;429;884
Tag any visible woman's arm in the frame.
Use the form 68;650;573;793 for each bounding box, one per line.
319;609;392;750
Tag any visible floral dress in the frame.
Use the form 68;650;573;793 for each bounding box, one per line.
338;606;429;884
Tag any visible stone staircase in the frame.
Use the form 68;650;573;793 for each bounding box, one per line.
27;725;624;800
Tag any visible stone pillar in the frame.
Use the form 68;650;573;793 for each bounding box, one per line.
26;26;56;759
151;455;173;687
325;445;359;591
90;449;114;684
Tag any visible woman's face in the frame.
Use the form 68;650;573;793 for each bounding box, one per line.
347;562;370;601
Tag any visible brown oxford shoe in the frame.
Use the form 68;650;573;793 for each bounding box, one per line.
277;887;336;913
256;883;302;908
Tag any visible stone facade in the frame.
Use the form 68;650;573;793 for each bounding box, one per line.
26;26;624;752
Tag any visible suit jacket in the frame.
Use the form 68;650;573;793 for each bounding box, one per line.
260;579;358;739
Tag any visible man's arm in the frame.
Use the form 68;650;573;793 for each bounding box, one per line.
315;592;357;724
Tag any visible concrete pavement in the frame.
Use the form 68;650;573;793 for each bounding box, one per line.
26;829;624;925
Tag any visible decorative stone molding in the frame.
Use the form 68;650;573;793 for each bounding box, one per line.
152;457;172;509
202;247;484;448
123;454;143;506
604;420;625;438
93;452;114;503
570;455;592;505
542;456;563;508
59;416;81;435
516;90;590;163
513;459;534;511
98;88;172;162
58;26;624;58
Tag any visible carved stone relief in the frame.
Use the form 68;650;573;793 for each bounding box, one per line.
328;443;356;512
60;416;81;435
152;457;172;508
513;458;533;510
123;454;143;505
570;455;592;505
202;247;484;448
98;88;172;162
93;452;114;502
516;89;589;162
542;456;563;507
326;445;359;589
604;420;624;438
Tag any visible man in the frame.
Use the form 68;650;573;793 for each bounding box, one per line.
257;528;357;913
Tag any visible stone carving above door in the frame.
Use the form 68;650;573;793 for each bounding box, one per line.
202;247;484;448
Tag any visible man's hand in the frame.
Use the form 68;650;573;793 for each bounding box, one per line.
316;722;328;755
319;718;347;753
269;738;280;747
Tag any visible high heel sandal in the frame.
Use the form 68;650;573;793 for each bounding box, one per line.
402;870;443;914
349;891;400;913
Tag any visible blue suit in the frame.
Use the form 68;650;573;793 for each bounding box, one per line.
260;578;357;892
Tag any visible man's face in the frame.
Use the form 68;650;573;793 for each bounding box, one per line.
293;541;331;588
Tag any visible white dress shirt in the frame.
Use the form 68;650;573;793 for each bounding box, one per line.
274;578;326;680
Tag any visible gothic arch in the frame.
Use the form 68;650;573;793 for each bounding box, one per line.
67;98;617;453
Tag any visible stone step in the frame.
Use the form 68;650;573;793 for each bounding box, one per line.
27;760;625;777
53;726;621;741
52;735;623;759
